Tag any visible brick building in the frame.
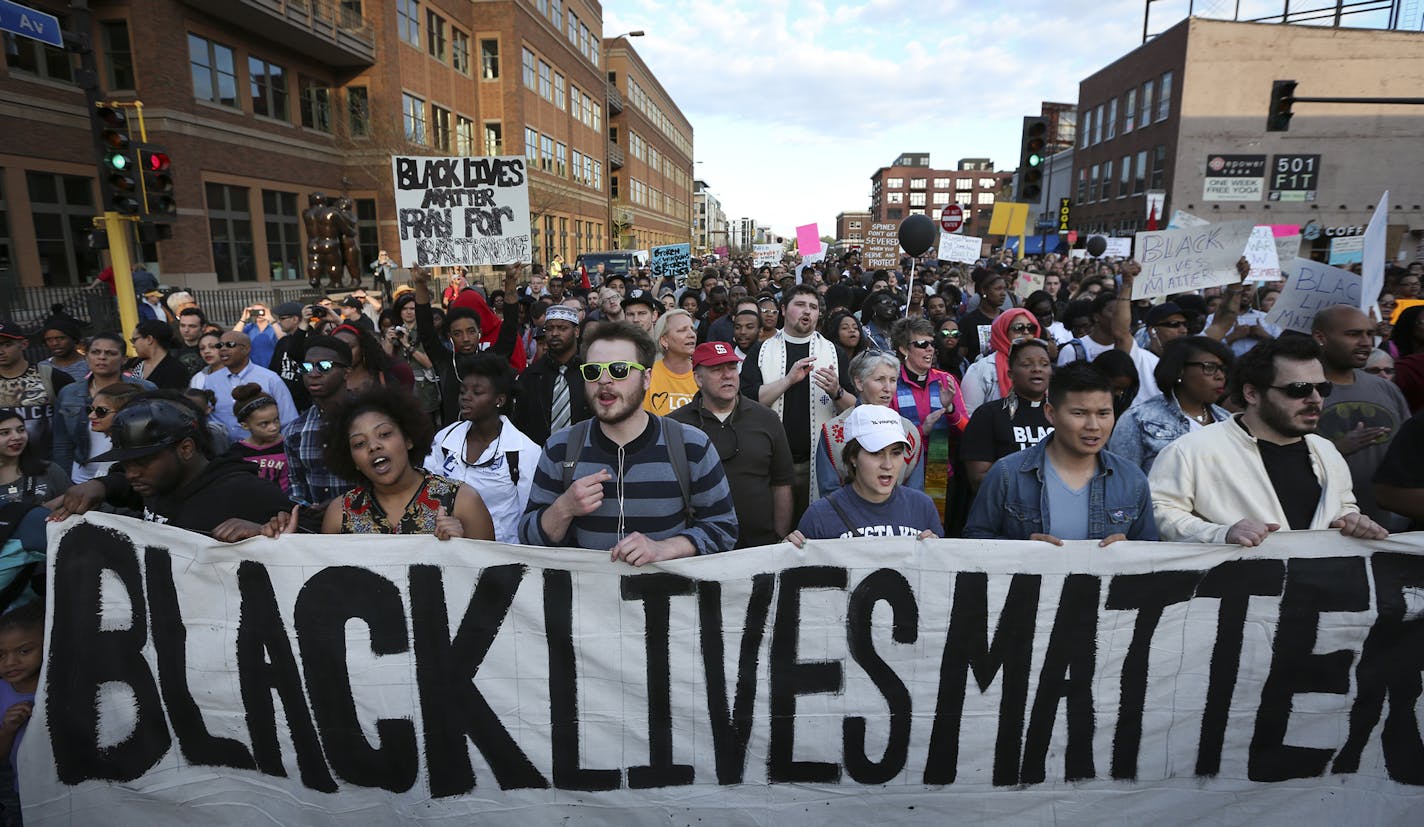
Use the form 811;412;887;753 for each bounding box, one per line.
868;154;1012;238
606;35;692;252
834;210;870;243
1071;17;1424;260
0;0;689;290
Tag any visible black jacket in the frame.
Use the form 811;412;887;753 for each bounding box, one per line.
415;299;519;425
100;456;293;535
513;352;590;446
268;330;312;412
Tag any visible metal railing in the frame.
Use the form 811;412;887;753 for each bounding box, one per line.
0;284;326;337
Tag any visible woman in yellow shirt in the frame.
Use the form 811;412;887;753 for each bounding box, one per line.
644;309;699;416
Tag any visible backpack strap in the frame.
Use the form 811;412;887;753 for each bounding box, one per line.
1068;338;1088;363
38;363;56;403
560;419;593;492
825;489;864;537
660;417;694;523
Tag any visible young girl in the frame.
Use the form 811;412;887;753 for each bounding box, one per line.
229;383;289;494
0;602;43;826
0;410;69;506
182;387;233;455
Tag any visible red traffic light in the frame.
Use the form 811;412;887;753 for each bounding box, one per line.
143;151;171;173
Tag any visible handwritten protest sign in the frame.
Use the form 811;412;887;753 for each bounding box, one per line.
650;243;691;288
937;233;981;265
1272;230;1301;266
796;223;821;255
752;244;782;267
1012;270;1046;299
1266;258;1363;333
27;514;1424;825
1131;221;1253;300
1102;237;1132;258
862;223;900;269
796;249;826;282
391;155;531;267
1362;191;1388;314
1243;226;1282;282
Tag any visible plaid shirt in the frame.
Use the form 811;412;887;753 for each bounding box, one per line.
283;405;353;506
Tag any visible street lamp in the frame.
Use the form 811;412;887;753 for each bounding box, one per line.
612;30;645;38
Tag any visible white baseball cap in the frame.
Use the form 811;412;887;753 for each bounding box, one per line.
843;404;909;453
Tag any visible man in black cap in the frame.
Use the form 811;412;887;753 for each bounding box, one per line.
44;391;292;540
622;290;660;333
267;301;312;411
39;315;88;383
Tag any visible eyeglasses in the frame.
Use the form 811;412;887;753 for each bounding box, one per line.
1155;320;1189;329
940;329;961;339
580;361;647;382
1184;361;1225;377
301;360;349;374
910;339;935;350
1008;323;1036;334
217;341;245;349
1269;381;1333;399
86;405;113;417
1364;366;1396;377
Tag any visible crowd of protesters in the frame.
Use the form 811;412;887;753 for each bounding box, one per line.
0;245;1417;820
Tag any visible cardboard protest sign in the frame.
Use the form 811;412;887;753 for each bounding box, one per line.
650;243;692;289
1272;229;1302;266
1101;237;1132;258
861;223;900;269
937;233;982;265
796;224;821;256
752;244;782;267
1131;221;1254;300
1266;258;1363;333
1012;270;1046;300
391;156;531;267
27;514;1424;825
1362;191;1388;314
1243;226;1282;282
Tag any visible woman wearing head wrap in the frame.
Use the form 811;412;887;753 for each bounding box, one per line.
959;308;1042;416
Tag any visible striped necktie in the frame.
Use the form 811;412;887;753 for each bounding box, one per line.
551;365;571;433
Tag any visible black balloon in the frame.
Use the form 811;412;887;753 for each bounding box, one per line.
1086;235;1108;257
898;214;938;257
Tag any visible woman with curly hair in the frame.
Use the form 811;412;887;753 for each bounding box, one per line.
264;386;494;539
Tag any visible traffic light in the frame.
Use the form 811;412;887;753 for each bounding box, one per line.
1016;116;1049;202
1267;80;1297;132
92;104;141;215
136;144;176;221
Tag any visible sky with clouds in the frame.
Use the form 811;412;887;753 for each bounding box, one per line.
602;0;1398;238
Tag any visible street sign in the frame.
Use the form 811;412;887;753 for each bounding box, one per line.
1067;230;1079;244
939;203;964;234
1268;153;1321;202
0;0;62;48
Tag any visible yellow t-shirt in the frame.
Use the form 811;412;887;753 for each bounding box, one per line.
643;360;698;416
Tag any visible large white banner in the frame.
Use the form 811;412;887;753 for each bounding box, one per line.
391;155;532;267
24;515;1424;825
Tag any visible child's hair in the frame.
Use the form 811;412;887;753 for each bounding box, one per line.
183;388;217;412
231;382;277;423
0;601;44;636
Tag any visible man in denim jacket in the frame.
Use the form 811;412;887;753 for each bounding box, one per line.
965;363;1157;545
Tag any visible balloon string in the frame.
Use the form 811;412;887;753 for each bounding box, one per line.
904;258;916;319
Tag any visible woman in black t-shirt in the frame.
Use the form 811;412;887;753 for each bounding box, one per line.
961;339;1053;489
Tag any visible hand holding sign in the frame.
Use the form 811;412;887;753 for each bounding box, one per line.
1131;221;1254;300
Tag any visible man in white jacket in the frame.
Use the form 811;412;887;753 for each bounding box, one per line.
1150;335;1388;546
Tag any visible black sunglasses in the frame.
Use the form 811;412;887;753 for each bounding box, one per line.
1269;381;1333;399
301;360;349;374
217;341;245;349
86;405;113;417
910;339;935;350
1008;323;1036;334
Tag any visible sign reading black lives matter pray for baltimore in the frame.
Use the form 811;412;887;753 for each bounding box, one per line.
392;155;532;267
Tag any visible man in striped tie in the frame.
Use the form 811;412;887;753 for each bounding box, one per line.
513;305;589;445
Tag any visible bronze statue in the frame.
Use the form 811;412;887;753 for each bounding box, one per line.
303;193;363;289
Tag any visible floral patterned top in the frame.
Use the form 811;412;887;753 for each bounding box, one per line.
340;472;461;534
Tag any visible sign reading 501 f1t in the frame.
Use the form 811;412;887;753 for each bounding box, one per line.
1268;154;1321;203
392;155;531;267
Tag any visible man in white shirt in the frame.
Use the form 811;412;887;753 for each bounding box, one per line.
1058;263;1161;405
204;331;298;441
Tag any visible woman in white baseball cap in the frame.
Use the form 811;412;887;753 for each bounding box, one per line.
787;404;943;545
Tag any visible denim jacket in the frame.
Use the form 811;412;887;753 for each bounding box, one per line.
964;433;1158;541
1107;394;1230;475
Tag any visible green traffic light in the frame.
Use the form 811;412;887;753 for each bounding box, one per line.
106;151;129;171
1028;154;1043;167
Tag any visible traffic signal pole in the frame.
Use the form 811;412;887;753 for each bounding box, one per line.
100;212;141;350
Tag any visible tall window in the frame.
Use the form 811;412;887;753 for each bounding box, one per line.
579;23;591;59
426;11;446;61
593;161;602;191
355;199;380;266
1101;160;1114;199
347;86;369;136
592;102;601;132
402;93;426;143
476;40;499;82
1080;108;1091;148
567;12;579;46
1140;80;1154;127
451;31;469;74
26;172;98;286
909;192;926;207
1123;89;1136;133
590;37;599;67
430;105;451;151
1151;145;1166;188
540;134;553;171
189;34;237;107
1093;104;1104;144
522;48;536;90
525;127;539;164
249;57;289;121
205;183;254;283
1105;98;1117;140
538;61;552;100
1076;168;1088;204
456;115;474;154
1158;71;1173;121
571;151;584;184
555;142;567;176
1134;150;1148;194
397;0;419;47
1089;164;1100;202
1119;154;1131;197
554;73;566;109
4;13;74;83
299;78;331;132
550;0;563;29
262;190;301;281
483;122;503;154
101;21;134;90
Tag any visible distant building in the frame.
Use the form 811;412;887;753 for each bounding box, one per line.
607;35;693;252
693;180;727;253
835;210;871;243
868;155;1013;238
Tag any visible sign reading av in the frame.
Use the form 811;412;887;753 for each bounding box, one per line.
391;155;531;267
0;0;62;47
23;515;1424;825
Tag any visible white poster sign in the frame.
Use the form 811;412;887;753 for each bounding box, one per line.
24;515;1424;825
796;249;827;282
1266;257;1364;333
1101;237;1132;258
937;233;982;264
1131;221;1254;300
391;155;531;267
752;244;782;267
1361;191;1388;314
1243;226;1283;283
1167;210;1210;229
